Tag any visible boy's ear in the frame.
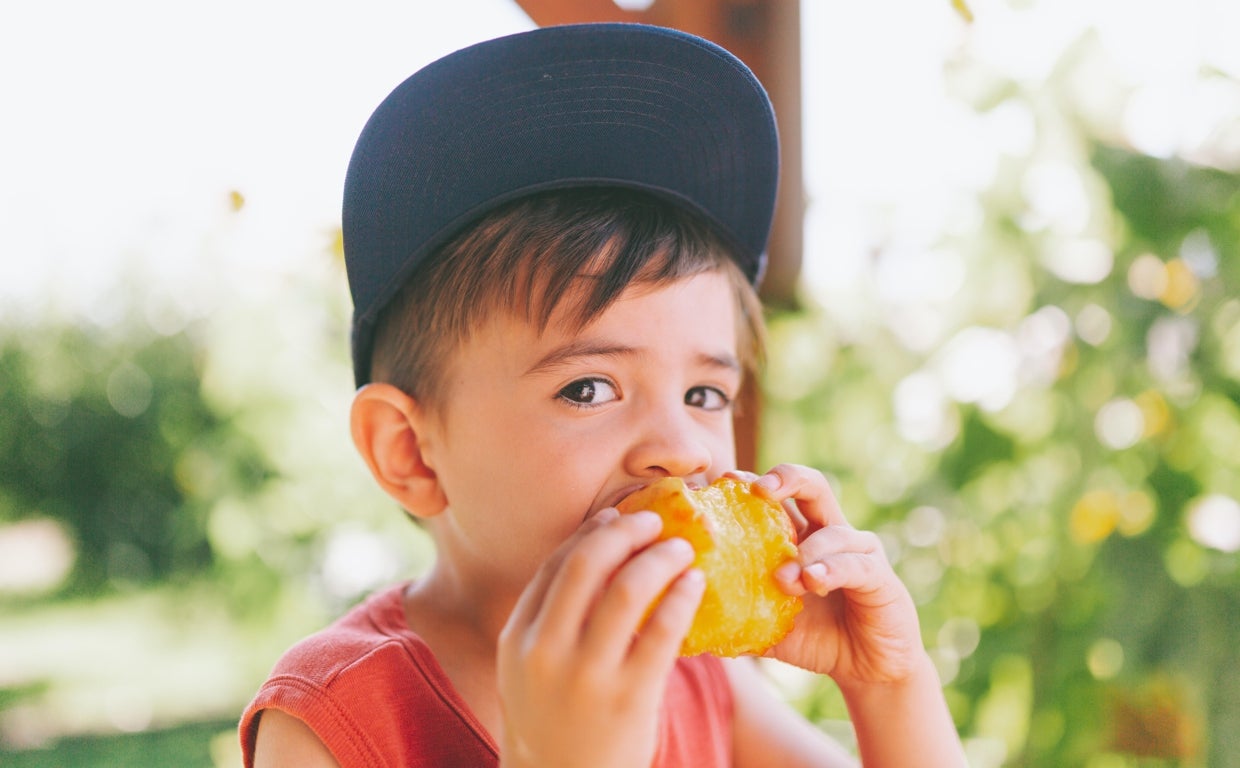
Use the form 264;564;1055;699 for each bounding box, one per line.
350;383;447;520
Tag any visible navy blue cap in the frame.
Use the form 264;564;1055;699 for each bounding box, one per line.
342;23;780;386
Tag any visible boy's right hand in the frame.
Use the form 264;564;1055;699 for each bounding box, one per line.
497;508;705;768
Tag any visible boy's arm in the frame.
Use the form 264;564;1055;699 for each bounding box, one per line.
724;657;858;768
837;652;965;767
727;653;964;768
734;465;967;767
252;709;342;768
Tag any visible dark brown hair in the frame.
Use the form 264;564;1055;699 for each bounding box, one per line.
369;188;766;408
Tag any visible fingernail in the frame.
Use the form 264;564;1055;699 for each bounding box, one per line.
666;537;695;559
774;561;800;582
755;473;781;491
631;510;662;531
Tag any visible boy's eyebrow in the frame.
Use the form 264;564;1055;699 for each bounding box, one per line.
524;340;740;376
696;350;742;374
524;340;638;376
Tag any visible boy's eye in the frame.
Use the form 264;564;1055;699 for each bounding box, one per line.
685;386;731;411
557;377;619;407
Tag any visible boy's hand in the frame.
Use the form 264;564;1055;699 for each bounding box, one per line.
733;465;923;688
497;508;705;768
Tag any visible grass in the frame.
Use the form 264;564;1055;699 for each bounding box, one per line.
0;718;240;768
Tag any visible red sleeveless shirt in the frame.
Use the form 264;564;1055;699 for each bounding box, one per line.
239;582;733;767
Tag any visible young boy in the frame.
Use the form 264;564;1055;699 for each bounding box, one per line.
240;23;966;767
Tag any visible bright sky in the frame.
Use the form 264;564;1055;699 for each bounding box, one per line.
2;0;1236;326
0;0;532;320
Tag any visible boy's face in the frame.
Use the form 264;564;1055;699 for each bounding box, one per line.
419;269;742;583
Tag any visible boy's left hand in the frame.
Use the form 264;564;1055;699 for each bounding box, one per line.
731;464;923;688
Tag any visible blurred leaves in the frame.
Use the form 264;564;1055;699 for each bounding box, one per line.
760;19;1239;768
1092;145;1240;254
0;320;274;596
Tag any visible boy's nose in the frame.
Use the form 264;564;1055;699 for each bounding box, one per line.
624;409;713;480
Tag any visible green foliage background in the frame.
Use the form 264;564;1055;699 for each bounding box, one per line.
759;144;1240;766
753;21;1240;764
1;3;1237;767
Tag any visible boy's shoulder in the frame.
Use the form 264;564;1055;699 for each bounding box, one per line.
266;582;416;682
240;582;498;765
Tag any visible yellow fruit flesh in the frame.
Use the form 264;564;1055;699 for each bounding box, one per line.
616;477;803;657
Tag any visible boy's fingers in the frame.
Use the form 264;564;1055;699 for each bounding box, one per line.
799;554;887;599
581;536;697;663
792;524;897;601
797;526;882;566
773;561;808;595
523;511;664;651
626;568;705;674
774;525;885;596
505;508;620;635
754;463;849;529
727;468;810;538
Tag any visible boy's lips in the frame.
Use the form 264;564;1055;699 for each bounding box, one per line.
597;477;711;516
604;484;650;513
